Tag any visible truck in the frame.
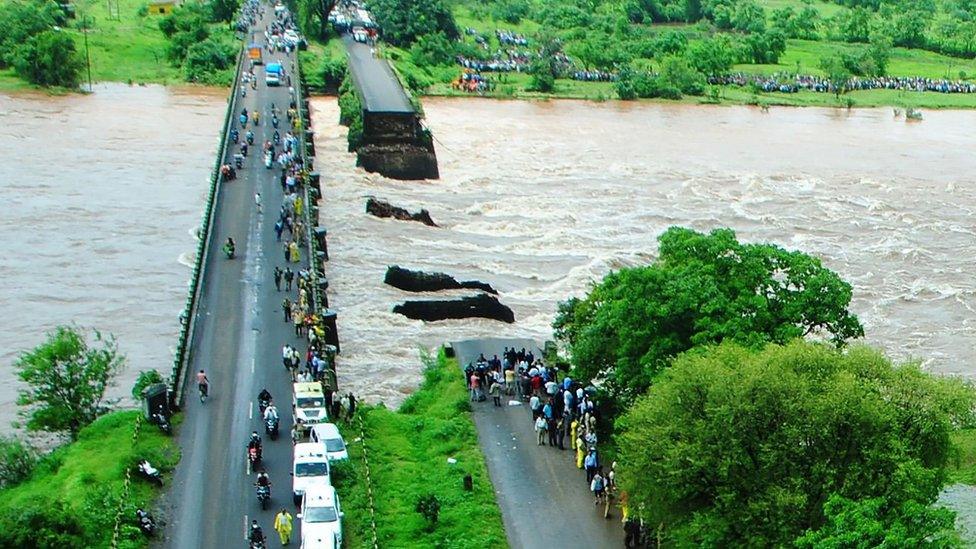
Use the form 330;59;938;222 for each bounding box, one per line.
265;62;283;87
247;42;263;65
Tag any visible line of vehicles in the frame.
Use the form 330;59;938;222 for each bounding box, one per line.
249;377;349;549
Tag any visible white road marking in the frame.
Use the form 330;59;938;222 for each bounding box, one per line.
244;514;248;540
249;401;253;419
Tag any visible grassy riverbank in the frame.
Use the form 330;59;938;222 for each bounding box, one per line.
364;0;976;109
0;410;178;547
335;350;506;548
0;0;237;93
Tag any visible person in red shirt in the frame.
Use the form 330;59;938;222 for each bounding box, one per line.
469;373;481;401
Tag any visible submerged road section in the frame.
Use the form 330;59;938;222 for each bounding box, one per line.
452;338;625;549
158;8;312;548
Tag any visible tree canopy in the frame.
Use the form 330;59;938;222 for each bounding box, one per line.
553;227;864;401
368;0;458;47
15;326;123;439
616;340;974;547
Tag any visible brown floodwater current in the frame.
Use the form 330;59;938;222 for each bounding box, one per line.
0;84;225;420
311;97;976;408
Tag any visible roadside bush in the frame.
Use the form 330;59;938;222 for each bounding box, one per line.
0;497;87;547
409;32;455;66
131;370;164;400
0;437;36;488
743;29;787;64
686;35;736;75
183;38;235;83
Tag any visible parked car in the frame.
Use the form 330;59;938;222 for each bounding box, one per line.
292;442;331;506
309;423;349;462
293;382;328;430
299;486;343;549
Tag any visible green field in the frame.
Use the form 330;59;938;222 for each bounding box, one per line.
0;410;179;547
334;350;506;548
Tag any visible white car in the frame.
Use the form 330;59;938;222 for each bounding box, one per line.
300;486;343;548
309;423;349;462
293;382;328;427
292;443;331;505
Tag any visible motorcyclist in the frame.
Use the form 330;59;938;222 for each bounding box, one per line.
223;237;235;258
246;130;254;144
258;388;272;407
240;142;249;157
272;130;280;143
255;470;271;488
249;520;265;544
263;401;279;422
231;128;239;143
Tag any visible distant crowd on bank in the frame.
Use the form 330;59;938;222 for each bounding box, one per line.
709;73;976;94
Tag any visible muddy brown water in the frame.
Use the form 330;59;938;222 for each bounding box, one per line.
0;84;225;425
310;97;976;407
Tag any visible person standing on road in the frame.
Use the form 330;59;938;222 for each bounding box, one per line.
469;372;480;401
283;242;290;263
585;448;599;483
255;192;262;212
534;415;547;446
273;266;283;291
282;298;292;322
288;240;300;263
284;267;294;291
274;508;293;545
488;379;501;407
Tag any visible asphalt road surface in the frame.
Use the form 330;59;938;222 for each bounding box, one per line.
342;35;414;113
452;338;626;549
156;10;310;548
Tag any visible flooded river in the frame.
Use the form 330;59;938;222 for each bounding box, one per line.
311;97;976;407
0;84;224;423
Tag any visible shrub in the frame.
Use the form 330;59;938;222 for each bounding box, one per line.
183;38;235;83
131;370;164;400
0;438;36;488
12;30;83;88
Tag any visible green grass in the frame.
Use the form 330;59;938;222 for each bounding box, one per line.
65;0;183;85
334;350;507;548
949;429;976;485
0;410;179;547
760;0;846;19
299;35;347;91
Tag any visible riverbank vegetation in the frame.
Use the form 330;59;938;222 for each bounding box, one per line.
0;327;176;547
554;227;976;545
0;0;239;92
334;350;506;548
353;0;976;108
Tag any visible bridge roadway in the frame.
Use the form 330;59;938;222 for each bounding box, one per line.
158;8;309;549
342;35;414;114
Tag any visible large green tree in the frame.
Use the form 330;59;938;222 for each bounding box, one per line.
616;341;974;546
554;227;863;401
367;0;458;47
0;0;64;67
15;326;124;440
12;30;84;88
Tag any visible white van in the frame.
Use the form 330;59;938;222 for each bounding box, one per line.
309;423;349;462
292;442;331;505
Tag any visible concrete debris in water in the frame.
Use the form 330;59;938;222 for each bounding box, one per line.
365;197;437;226
392;293;515;323
384;265;497;294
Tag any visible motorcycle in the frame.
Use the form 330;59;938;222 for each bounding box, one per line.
152;410;172;435
239;113;247;126
272;131;280;145
246;131;255;145
240;143;248;157
234;154;245;169
271;116;279;128
264;151;273;169
136;459;163;486
223;242;235;259
265;416;279;440
256;484;271;510
136;508;156;536
248;445;262;468
231;129;239;143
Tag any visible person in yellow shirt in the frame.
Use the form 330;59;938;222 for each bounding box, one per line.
273;508;293;545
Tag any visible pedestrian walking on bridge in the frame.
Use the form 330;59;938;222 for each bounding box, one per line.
274;508;293;545
282;298;292;322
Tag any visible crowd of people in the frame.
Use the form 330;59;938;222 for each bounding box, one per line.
456;52;529;73
572;70;616;82
451;70;495;93
709;72;976;94
496;29;529;46
465;348;617;508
